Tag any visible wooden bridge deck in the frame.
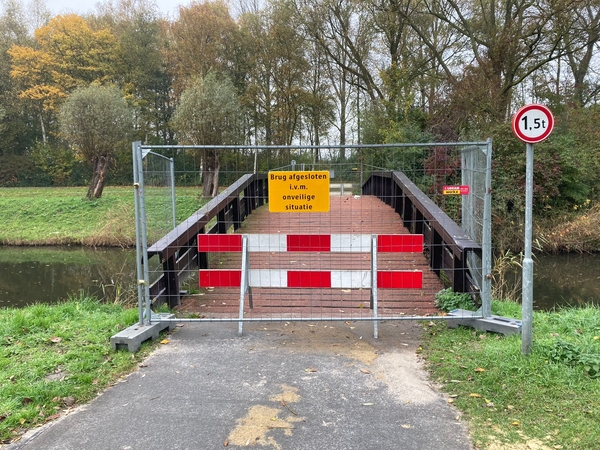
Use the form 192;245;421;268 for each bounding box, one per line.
177;195;444;319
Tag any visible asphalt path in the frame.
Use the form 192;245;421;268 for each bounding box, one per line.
7;321;472;450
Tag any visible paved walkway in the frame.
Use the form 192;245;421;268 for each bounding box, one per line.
8;321;472;450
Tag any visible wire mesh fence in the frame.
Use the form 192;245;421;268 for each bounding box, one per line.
133;141;492;332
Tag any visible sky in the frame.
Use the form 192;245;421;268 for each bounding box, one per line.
43;0;185;18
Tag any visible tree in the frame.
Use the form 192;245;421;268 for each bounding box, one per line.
9;14;117;143
240;1;310;146
402;0;564;123
0;0;36;156
553;0;600;106
59;84;134;199
172;72;243;197
93;0;175;144
169;1;239;95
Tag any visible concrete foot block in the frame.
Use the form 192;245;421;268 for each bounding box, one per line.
447;309;522;336
110;314;176;352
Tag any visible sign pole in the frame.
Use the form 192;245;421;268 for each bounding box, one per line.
511;104;554;356
522;143;534;355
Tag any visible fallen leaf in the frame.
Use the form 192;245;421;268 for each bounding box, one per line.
224;440;228;447
305;367;318;373
62;397;75;407
401;424;412;429
511;421;520;426
160;339;170;345
447;398;455;404
469;393;482;398
474;367;486;373
19;418;26;424
359;368;371;374
341;289;351;293
50;336;62;343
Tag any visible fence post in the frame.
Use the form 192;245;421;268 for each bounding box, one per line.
481;139;493;318
133;142;144;326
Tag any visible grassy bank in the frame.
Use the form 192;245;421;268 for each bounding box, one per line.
422;301;600;449
0;297;162;444
0;186;206;246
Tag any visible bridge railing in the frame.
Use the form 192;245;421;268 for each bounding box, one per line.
363;171;482;296
147;169;481;310
146;173;268;308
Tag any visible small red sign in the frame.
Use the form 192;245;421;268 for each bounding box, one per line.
443;185;470;195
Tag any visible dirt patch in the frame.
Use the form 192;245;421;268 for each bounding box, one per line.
371;352;440;405
485;437;554;450
227;384;304;449
248;322;383;366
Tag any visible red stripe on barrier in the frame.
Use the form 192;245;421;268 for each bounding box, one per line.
378;234;423;253
287;235;331;252
287;271;331;288
377;271;422;289
198;234;243;252
199;270;242;287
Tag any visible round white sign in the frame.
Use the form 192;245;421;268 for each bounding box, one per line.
511;104;554;143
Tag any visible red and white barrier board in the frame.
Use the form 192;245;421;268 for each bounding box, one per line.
198;233;423;253
198;233;423;289
199;268;422;289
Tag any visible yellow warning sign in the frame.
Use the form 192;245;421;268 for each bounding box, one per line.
268;171;330;212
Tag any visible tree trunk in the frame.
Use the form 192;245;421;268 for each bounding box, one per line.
87;155;110;200
39;111;47;144
202;148;220;198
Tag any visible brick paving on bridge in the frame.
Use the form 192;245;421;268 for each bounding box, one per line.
177;195;444;320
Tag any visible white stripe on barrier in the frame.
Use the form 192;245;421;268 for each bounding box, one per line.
330;234;372;252
247;234;287;252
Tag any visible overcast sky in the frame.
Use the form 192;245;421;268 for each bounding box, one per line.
40;0;185;18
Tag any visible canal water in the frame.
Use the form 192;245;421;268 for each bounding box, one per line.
0;247;598;310
0;247;136;309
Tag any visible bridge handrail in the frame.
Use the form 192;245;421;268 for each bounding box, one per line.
391;171;480;256
363;171;481;294
148;173;267;261
146;172;268;308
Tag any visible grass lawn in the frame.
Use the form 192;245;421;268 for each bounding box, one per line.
0;297;163;444
0;186;206;246
422;301;600;449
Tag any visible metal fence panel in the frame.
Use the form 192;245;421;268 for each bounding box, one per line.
132;142;492;331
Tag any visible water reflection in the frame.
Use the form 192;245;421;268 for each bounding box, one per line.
1;247;598;311
0;247;136;308
531;253;600;310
